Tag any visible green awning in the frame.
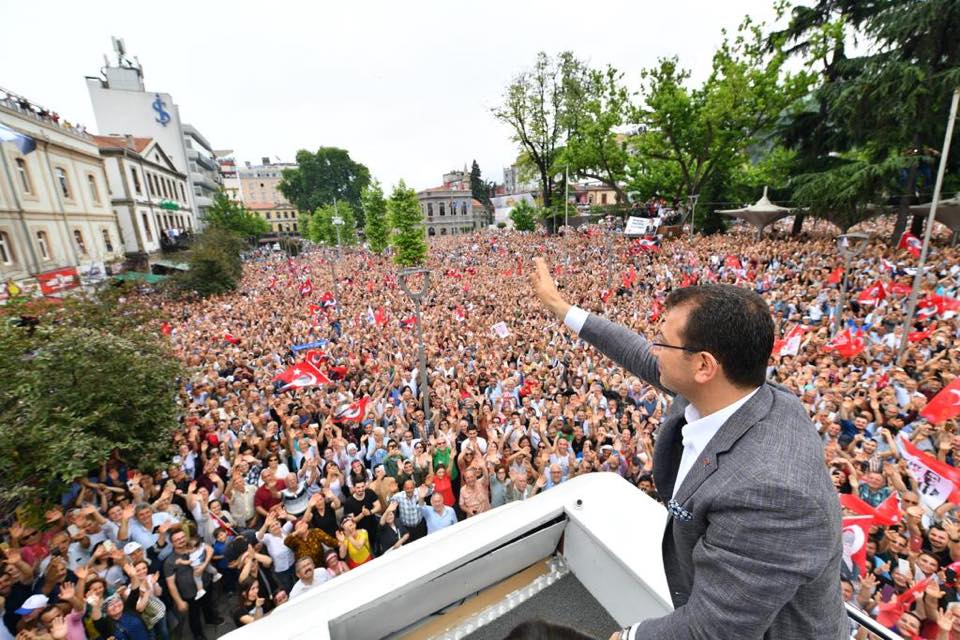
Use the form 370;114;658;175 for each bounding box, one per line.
113;272;168;284
159;200;181;211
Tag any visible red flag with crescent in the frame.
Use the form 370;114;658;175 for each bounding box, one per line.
920;378;960;424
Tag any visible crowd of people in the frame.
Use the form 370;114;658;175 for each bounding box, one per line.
2;215;959;640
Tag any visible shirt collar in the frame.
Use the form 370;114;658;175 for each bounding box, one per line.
681;387;761;453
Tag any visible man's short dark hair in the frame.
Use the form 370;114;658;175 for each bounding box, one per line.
666;284;774;388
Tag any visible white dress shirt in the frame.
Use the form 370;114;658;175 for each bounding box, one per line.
673;389;758;498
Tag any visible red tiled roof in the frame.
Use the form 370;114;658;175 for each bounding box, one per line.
91;135;153;153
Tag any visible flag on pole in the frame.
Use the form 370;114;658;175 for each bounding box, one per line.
897;231;922;258
919;378;960;425
897;432;960;508
334;396;370;423
303;349;327;367
856;280;887;306
822;329;864;359
839;493;901;527
772;325;807;358
826;267;843;285
299;278;313;296
274;361;331;391
400;315;417;330
841;515;873;577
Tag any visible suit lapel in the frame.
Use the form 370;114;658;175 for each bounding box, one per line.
653;400;688;501
672;385;775;506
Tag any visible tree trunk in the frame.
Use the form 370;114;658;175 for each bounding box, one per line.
791;213;806;237
909;213;925;237
890;145;920;246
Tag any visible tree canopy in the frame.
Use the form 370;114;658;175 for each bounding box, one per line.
278;148;371;226
305;202;358;247
0;289;182;512
362;181;390;254
388;180;428;267
509;199;538;232
204;192;270;238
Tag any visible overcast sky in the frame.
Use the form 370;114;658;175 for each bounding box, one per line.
1;0;783;192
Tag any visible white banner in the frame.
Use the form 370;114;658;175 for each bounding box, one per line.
898;434;954;509
491;321;510;339
624;216;659;237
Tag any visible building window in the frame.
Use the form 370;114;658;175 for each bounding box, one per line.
131;167;142;195
161;178;169;199
293;223;298;231
179;183;186;201
141;213;153;242
15;158;32;194
87;174;101;204
102;229;114;253
461;202;467;215
440;228;447;235
146;174;155;197
266;212;271;220
601;193;608;205
55;167;71;199
0;231;14;264
36;230;51;260
427;203;433;217
428;227;436;237
439;203;445;216
73;229;87;255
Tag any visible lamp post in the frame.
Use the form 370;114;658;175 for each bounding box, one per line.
897;87;960;364
605;220;614;291
687;193;700;235
834;232;870;336
398;267;432;438
332;210;344;294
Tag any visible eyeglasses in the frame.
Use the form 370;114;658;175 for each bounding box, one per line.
650;339;702;354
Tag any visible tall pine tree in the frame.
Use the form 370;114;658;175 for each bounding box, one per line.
388;180;428;267
362;181;390;254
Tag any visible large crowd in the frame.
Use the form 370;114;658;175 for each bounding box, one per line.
2;215;959;640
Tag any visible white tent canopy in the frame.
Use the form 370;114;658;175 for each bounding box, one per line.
717;186;794;238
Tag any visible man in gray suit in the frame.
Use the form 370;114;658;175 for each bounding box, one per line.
530;258;845;640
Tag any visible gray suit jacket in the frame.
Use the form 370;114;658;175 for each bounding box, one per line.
580;314;846;640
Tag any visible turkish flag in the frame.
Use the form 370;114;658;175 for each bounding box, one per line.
826;267;843;285
160;322;172;336
400;316;417;329
823;329;864;359
638;238;659;252
920;378;960;424
839;493;901;527
308;304;324;316
725;255;742;270
773;325;807;358
876;578;930;628
334;396;370;423
299;278;313;296
908;323;936;343
600;289;612;303
920;293;960;319
320;291;336;307
841;515;872;577
453;305;466;322
888;281;912;297
224;333;240;345
303;350;327;367
374;307;388;326
274;360;331;390
856;280;886;306
897;231;922;258
327;364;348;380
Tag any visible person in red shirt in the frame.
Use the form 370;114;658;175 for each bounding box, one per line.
253;468;285;523
432;466;455;507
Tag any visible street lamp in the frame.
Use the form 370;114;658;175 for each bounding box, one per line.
398;267;432;438
834;232;870;336
605;219;614;291
332;212;344;294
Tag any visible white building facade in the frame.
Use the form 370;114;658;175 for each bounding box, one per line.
0;91;124;297
183;124;220;219
85;39;211;230
93;136;192;256
417;183;485;237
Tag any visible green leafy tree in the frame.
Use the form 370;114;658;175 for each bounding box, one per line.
493;52;588;217
173;227;245;297
560;65;633;204
278;147;371;226
388;180;427;267
0;291;182;512
509;199;538;231
306;203;358;247
362;181;390;254
469;160;495;227
204;192;269;239
628;18;814;223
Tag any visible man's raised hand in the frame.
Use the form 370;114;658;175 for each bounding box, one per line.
530;258;571;321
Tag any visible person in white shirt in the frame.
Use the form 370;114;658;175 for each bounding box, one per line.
289;556;330;600
255;512;296;590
